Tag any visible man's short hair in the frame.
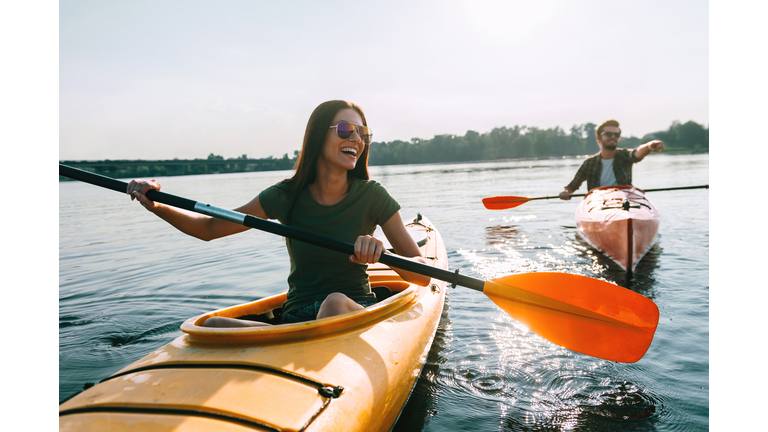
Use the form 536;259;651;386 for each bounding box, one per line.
597;119;620;137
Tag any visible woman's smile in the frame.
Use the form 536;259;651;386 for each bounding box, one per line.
340;145;359;158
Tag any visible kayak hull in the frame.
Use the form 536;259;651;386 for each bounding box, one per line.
575;186;660;272
60;215;448;432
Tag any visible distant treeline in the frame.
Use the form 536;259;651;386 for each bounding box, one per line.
367;120;708;165
60;152;299;179
60;120;707;179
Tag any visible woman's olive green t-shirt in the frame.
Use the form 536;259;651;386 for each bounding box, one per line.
258;178;401;315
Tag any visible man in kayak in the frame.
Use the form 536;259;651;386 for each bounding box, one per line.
559;119;664;200
126;100;430;326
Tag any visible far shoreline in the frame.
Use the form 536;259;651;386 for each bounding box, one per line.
59;150;708;181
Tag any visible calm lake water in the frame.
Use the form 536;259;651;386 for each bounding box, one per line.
59;154;709;431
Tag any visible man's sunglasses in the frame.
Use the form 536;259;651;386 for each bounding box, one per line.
601;131;621;138
330;121;373;145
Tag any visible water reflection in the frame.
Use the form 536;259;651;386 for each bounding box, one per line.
393;295;453;431
439;213;666;430
421;307;664;431
464;224;608;279
572;235;663;296
485;225;524;246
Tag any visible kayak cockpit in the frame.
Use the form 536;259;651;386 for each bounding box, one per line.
179;278;427;345
222;284;398;325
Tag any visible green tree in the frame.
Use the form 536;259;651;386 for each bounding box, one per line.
584;123;598;153
674;120;709;151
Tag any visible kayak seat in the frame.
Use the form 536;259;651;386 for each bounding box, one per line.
234;286;395;323
237;307;283;325
372;286;393;302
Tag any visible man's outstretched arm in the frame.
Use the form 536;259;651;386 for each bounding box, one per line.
634;140;664;161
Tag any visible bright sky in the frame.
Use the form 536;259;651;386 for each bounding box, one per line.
58;0;709;161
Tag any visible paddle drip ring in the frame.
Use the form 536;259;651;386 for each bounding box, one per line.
452;269;459;288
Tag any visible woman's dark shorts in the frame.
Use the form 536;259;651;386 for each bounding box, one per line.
281;299;378;324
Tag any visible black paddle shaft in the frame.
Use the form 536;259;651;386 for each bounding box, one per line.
59;164;485;292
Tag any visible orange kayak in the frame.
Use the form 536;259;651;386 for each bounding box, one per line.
59;215;448;432
575;186;660;273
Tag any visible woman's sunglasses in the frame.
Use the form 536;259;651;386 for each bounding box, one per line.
601;131;621;138
330;121;373;145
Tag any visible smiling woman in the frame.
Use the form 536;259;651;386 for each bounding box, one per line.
125;100;431;327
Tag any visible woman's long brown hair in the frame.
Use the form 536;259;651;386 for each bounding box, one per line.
285;100;371;196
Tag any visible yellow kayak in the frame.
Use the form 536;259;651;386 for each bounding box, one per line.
59;215;448;432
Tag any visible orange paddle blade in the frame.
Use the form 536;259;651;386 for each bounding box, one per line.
483;272;659;363
482;196;531;210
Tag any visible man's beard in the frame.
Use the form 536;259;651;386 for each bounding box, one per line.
601;141;618;150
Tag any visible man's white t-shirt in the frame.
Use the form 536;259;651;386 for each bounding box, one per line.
600;158;618;187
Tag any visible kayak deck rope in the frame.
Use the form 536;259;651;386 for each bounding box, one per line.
589;196;652;212
62;362;345;432
100;362;344;397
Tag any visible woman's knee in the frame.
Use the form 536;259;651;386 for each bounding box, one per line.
318;293;360;317
323;292;352;309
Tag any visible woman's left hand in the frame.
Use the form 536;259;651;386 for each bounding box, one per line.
350;235;385;264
